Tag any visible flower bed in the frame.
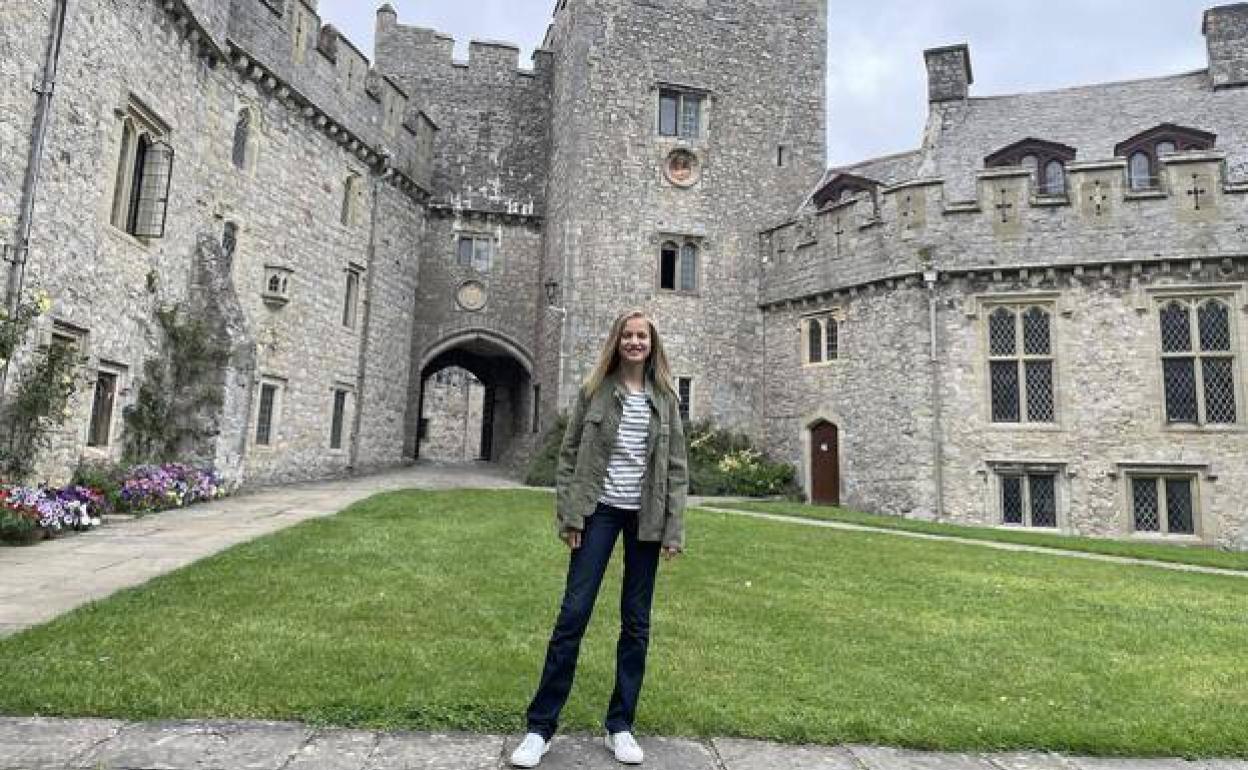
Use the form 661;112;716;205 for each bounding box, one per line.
0;463;227;545
119;463;226;513
0;484;105;543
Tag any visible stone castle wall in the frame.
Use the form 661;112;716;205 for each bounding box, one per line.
541;0;827;435
5;0;430;486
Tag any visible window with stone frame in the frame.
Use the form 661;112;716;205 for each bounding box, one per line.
263;265;292;305
658;239;698;293
87;367;122;448
329;387;350;450
342;265;363;329
1115;123;1215;191
984;138;1076;196
110;99;174;238
456;234;496;272
658;87;704;139
1129;473;1197;536
997;468;1058;528
254;380;283;447
1158;297;1238;425
987;304;1055;423
677;377;692;422
802;314;841;366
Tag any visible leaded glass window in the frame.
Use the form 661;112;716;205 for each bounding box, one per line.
803;316;841;366
826;318;839;361
1159;298;1237;425
679;243;697;291
999;471;1058;527
988;305;1055;423
256;383;278;446
1131;475;1196;535
1128;151;1152;190
1042;160;1065;195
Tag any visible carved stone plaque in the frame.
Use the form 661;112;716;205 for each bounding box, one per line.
455;280;487;312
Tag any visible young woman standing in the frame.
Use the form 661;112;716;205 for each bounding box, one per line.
510;309;688;767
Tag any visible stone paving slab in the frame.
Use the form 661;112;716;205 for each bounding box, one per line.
849;745;1001;770
713;736;861;769
283;728;378;770
76;719;314;770
367;731;502;770
984;751;1078;769
0;716;124;770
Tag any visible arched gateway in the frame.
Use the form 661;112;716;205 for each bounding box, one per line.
410;329;537;466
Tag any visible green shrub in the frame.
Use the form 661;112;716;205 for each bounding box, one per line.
523;414;568;487
525;413;797;498
71;459;126;513
686;420;799;498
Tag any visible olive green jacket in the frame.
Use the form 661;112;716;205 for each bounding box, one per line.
555;372;688;549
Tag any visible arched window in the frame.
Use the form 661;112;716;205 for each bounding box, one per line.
679;243;697;292
1160;297;1237;424
1115;124;1215;192
1042;160;1065;195
987;305;1055;423
1128;152;1152;191
983;139;1076;197
232;110;251;170
659;242;679;290
807;319;823;364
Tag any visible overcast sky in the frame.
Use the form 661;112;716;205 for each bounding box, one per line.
319;1;1215;168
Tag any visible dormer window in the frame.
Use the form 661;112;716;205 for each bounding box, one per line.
1115;124;1215;191
984;138;1076;196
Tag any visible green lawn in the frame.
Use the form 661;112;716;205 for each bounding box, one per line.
711;500;1248;572
1;489;1246;757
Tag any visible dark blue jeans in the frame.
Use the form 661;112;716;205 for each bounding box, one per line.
525;502;662;740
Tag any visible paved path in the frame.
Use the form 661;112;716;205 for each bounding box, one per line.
2;717;1243;770
0;462;520;638
698;507;1248;579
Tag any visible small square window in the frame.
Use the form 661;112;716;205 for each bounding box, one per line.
658;87;703;139
997;469;1059;528
456;235;495;272
1130;474;1197;535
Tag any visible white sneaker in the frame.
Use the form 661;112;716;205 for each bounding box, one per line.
605;731;644;764
510;732;550;768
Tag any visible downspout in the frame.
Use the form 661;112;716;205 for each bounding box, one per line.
924;269;945;518
3;0;69;392
348;166;391;472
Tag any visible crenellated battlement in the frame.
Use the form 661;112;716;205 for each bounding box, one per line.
761;151;1248;306
219;0;433;192
375;10;553;86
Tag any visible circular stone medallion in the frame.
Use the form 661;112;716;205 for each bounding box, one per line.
664;148;701;187
455;280;487;312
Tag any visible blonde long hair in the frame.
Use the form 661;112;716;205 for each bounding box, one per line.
583;309;677;398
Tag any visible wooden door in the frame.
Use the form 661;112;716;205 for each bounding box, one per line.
810;421;840;505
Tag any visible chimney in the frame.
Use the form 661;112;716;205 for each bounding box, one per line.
1204;3;1248;88
923;44;973;102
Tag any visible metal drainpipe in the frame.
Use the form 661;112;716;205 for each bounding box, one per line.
348;167;391;472
925;269;945;519
3;0;69;394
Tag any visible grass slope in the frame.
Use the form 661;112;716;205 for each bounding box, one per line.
711;500;1248;572
1;489;1245;756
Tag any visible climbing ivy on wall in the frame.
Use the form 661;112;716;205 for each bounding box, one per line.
123;306;231;464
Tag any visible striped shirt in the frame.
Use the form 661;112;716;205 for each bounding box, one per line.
597;392;651;510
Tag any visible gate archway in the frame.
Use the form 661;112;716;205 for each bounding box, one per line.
411;329;536;466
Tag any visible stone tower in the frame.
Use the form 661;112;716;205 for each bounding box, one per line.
537;0;827;430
